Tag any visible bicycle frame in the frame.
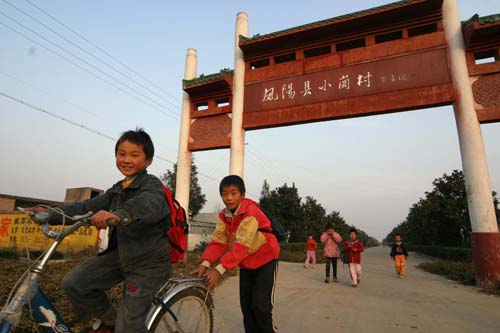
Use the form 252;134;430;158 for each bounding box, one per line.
1;211;212;333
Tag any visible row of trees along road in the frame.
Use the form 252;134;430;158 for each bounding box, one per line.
158;158;378;246
384;170;500;247
259;180;379;246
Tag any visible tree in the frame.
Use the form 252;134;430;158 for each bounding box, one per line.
260;182;305;242
160;157;206;216
301;196;326;239
385;170;500;247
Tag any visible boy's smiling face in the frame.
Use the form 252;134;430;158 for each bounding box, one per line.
221;185;244;211
115;140;152;178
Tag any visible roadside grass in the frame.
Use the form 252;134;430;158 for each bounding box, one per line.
417;258;500;296
417;260;475;285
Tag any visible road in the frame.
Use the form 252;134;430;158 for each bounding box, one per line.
212;246;500;332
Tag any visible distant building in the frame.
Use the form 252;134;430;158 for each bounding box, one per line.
0;194;62;212
188;212;218;250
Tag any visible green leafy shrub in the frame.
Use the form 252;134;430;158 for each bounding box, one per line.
418;260;475;285
409;245;471;262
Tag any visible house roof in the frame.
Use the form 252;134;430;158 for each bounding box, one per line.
462;14;500;52
239;0;443;58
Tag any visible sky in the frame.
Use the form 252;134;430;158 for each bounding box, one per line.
0;0;499;241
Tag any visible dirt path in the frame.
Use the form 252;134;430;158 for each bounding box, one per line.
212;246;500;332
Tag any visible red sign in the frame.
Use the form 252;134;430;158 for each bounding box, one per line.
244;48;451;115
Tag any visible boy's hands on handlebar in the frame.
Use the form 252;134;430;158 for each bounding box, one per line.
205;269;221;290
191;265;208;277
91;210;119;229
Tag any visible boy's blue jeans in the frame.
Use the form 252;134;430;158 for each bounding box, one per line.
61;249;171;333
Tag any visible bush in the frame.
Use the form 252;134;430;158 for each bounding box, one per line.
409;245;471;262
280;242;325;252
418;260;475;285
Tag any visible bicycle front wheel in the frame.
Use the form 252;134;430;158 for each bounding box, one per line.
149;287;214;333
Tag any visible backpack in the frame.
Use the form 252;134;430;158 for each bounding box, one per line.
257;208;286;242
340;249;349;264
162;185;189;264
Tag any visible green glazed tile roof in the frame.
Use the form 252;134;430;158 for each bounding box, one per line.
462;13;500;29
477;14;500;25
183;68;233;87
240;0;417;43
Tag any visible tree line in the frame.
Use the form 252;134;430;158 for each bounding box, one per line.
160;159;379;247
259;180;379;247
384;170;500;247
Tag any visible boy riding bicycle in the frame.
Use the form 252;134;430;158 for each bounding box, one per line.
28;128;171;333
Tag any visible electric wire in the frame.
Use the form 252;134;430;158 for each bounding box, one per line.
0;11;179;120
0;91;220;184
23;0;182;104
3;0;181;111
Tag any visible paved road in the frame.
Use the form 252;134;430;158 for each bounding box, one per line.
212;246;500;332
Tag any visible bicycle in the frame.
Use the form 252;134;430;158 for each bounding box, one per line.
0;209;214;333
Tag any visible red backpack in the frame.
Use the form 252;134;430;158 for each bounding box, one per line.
162;185;189;264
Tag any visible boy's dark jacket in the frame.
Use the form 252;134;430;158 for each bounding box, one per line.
55;170;171;270
390;242;409;257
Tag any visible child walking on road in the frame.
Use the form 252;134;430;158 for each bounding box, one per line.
343;228;365;288
320;224;342;283
304;234;317;269
390;233;409;278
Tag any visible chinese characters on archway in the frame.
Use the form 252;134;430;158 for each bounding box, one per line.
262;71;409;103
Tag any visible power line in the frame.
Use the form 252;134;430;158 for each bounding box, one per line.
0;70;99;118
0;10;179;120
0;18;178;121
0;91;116;141
3;0;181;111
0;91;221;184
23;0;182;104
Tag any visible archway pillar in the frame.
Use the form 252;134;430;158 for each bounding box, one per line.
175;48;197;218
229;12;248;178
443;0;500;287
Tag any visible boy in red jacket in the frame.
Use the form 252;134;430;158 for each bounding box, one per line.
343;228;365;288
192;175;280;333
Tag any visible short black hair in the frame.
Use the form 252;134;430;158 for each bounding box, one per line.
325;223;334;231
115;128;154;160
219;175;246;195
349;228;358;235
394;233;401;237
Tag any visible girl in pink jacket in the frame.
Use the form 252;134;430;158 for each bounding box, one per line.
320;224;342;283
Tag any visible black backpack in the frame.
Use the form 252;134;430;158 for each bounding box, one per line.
258;209;286;242
340;249;349;264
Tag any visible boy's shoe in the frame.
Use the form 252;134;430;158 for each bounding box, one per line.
399;275;405;279
81;319;115;333
324;278;330;283
351;284;357;288
333;277;338;283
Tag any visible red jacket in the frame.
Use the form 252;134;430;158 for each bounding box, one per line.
342;239;364;264
305;239;317;251
201;198;280;272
